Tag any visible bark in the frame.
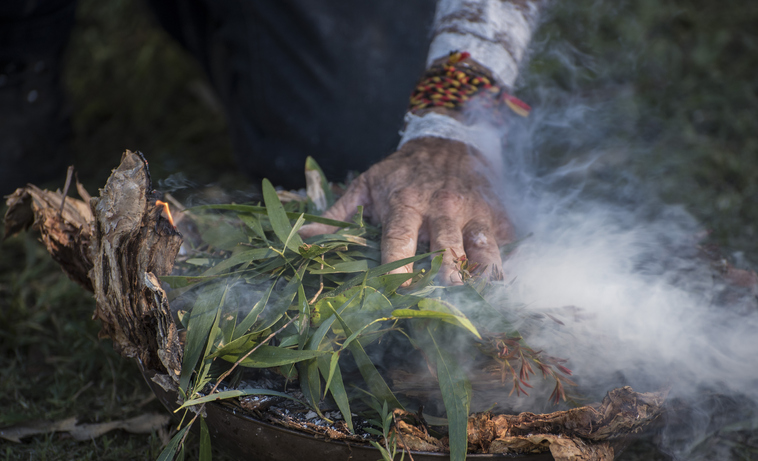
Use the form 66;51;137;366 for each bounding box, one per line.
392;387;665;460
3;150;184;379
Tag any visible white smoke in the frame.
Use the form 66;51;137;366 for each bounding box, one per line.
481;4;758;458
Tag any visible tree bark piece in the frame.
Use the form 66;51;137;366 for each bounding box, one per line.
3;150;184;379
4;183;95;290
393;386;664;459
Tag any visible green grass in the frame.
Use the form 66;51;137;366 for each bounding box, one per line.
0;233;167;460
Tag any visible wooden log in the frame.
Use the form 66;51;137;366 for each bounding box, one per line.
4;150;184;380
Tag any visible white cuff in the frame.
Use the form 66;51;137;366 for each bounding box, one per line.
398;112;503;167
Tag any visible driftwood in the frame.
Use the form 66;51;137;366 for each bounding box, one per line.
5;152;670;460
4;150;183;379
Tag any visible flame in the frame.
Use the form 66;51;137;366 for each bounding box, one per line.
155;200;175;227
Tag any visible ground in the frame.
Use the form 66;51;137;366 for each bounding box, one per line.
1;0;757;459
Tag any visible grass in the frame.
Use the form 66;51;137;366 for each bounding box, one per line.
1;0;757;459
0;233;168;460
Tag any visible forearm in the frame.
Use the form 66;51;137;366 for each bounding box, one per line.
400;0;543;158
427;0;543;87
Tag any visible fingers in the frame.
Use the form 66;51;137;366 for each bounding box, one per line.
381;204;424;279
463;219;503;279
299;175;371;238
429;215;467;285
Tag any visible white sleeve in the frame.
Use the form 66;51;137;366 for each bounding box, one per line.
427;0;542;86
399;0;542;153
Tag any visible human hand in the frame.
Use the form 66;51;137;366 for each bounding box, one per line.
299;137;514;285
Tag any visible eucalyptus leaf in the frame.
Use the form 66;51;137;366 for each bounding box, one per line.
251;266;305;335
233;280;277;339
180;284;226;393
328;304;403;410
305;156;334;210
317;354;354;433
201;248;278;277
199;418;211;461
309;260;371;274
424;327;471;461
307;289;361;349
393;299;481;339
298;358;322;413
190;205;355;228
179;388;306;409
219;344;326;368
156;425;190;461
200;220;249;251
332;253;431;297
239;213;269;243
262;178;302;251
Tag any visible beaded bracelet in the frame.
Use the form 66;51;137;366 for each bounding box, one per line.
409;51;530;119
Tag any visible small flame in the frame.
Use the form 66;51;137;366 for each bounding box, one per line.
155;200;175;227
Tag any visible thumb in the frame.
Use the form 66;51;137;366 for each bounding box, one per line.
299;174;371;238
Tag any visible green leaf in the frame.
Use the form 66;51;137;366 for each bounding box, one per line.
239;213;269;244
192;203;355;229
352;205;365;227
368;272;418;295
207;331;260;359
159;275;210;289
307;290;361;350
309;260;371;274
180;285;226;393
445;284;517;333
412;253;444;291
317;354;353;433
332;253;432;297
306;233;379;249
251;266;305;334
233;280;277;339
305;156;334;211
262;178;304;251
219;345;326;368
424;327;471;461
296;281;310;350
200;220;249;251
199;418;212;461
393;299;481;339
324;352;340;396
328;304;403;410
156;425;190;461
298;358;322;413
201;248;278;277
179;388;306;409
284;214;307;253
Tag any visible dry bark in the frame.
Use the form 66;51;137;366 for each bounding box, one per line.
3;150;184;379
393;386;665;460
4;183;94;290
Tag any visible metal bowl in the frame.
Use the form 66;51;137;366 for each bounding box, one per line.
142;369;555;461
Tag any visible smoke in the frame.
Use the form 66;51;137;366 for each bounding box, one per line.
478;2;758;458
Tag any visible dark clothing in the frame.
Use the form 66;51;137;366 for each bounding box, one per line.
0;0;76;193
148;0;437;188
1;0;437;192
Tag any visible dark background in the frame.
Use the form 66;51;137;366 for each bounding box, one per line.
1;0;756;459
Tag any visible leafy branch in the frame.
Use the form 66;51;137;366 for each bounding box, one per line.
156;159;575;461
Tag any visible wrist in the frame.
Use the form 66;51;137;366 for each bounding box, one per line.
398;112;502;168
408;51;530;121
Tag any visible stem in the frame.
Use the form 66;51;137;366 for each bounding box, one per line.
175;314;301;448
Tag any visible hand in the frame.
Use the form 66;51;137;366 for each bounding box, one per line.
299;137;514;285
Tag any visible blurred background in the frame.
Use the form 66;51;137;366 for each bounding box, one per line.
1;0;756;459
